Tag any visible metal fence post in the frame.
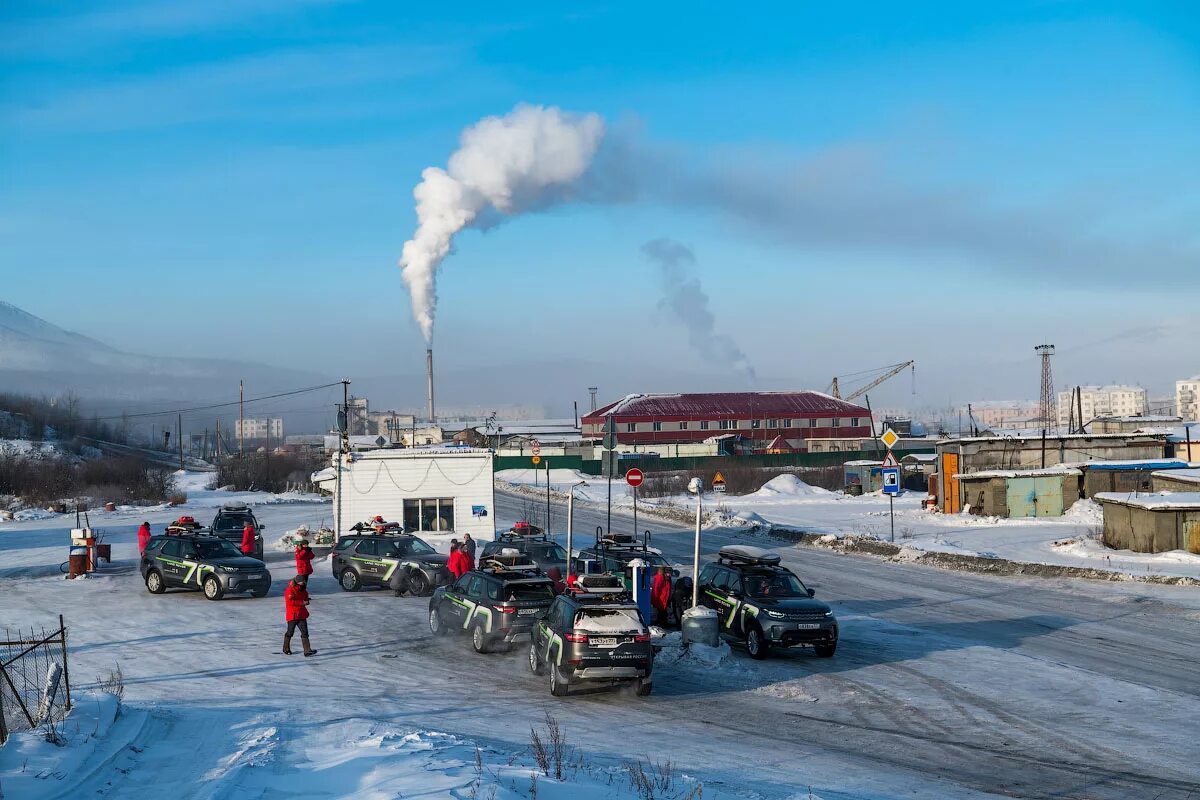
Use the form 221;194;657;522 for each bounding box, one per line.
59;615;71;711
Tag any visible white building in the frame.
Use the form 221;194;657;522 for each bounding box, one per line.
1176;377;1200;421
235;417;283;441
961;402;1041;431
1056;386;1147;429
315;447;495;550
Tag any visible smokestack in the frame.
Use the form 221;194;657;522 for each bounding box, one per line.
426;348;436;423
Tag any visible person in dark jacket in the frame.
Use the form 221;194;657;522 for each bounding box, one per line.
137;521;152;555
462;533;477;562
283;575;316;656
447;542;470;579
294;539;314;577
651;566;673;627
241;523;256;556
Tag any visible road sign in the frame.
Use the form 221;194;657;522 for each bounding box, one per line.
882;467;901;495
881;450;899;468
625;468;644;487
531;456;541;465
880;428;900;450
602;416;617;451
531;439;541;456
712;471;726;493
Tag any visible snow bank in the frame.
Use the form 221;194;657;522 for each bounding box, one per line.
750;474;837;499
654;631;738;670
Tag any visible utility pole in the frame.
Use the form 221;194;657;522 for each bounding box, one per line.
177;413;184;470
215;419;221;460
545;458;551;532
239;379;245;456
337;379;350;542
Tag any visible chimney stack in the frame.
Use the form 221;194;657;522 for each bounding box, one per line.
426;348;436;423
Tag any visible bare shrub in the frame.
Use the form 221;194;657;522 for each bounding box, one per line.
216;452;323;493
625;758;700;800
97;664;125;702
528;712;568;780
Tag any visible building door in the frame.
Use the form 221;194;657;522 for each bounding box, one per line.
940;453;961;513
1033;476;1064;517
1006;478;1038;518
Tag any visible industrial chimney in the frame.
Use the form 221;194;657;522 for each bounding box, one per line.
426;348;436;423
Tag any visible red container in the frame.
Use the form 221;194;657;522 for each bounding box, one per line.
96;543;112;563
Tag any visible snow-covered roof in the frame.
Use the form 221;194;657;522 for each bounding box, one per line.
1149;468;1200;485
844;460;883;467
955;467;1081;479
1094;415;1182;423
1094;491;1200;510
902;453;938;462
584;391;869;421
939;431;1167;445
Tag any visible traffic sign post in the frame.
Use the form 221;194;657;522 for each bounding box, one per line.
882;461;901;542
546;457;552;532
626;468;644;538
712;471;726;493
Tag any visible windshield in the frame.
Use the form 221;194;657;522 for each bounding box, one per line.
214;515;251;532
526;543;567;561
192;540;244;559
400;537;437;556
507;582;555;601
743;572;808;598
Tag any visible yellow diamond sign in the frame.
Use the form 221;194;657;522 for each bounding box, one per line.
880;428;900;449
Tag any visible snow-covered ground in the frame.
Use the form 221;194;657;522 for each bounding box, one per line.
496;470;1200;580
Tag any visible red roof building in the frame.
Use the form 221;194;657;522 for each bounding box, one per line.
580;392;872;450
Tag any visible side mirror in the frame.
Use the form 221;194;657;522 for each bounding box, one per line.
672;568;680;578
727;589;742;600
807;588;815;597
259;525;266;530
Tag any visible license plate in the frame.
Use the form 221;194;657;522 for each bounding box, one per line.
794;623;820;630
243;573;262;580
591;637;618;647
518;609;539;615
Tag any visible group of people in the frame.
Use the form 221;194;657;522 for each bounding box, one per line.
446;533;476;578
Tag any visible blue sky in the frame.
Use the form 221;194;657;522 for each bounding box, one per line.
2;1;1198;411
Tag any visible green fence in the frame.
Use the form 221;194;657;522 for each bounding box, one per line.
494;449;934;476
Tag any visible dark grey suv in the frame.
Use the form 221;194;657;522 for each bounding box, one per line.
428;557;556;653
528;575;654;697
140;533;272;600
331;533;452;596
210;503;265;560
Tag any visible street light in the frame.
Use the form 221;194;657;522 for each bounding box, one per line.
566;480;587;576
687;477;702;610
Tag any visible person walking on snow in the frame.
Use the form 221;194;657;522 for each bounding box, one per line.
283;575;317;656
651;565;673;628
447;541;470;579
241;522;256;556
137;521;152;556
294;539;314;577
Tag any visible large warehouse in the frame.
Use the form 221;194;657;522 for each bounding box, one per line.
580;392;873;450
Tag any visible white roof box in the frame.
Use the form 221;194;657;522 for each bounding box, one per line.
718;545;781;566
221;502;249;511
574;574;627;595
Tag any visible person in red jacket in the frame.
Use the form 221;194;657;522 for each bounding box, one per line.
283;575;316;656
651;566;673;628
294;539;314;577
241;523;257;556
447;541;470;579
137;521;152;556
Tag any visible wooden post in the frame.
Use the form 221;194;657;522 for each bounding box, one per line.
58;614;70;711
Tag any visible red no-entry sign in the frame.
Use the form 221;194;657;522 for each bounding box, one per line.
625;468;644;487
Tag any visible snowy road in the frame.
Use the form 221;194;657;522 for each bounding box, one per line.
2;488;1199;798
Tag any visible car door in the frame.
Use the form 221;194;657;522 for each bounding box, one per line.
533;597;556;657
375;539;403;583
698;564;724;612
464;576;489;631
156;538;186;585
440;574;473;628
179;541;208;588
352;539;384;584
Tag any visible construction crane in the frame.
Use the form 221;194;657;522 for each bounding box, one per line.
829;361;915;402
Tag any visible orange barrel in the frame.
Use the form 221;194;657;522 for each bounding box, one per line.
68;547;88;578
96;543;112;563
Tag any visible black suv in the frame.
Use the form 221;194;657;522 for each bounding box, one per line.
428;555;556;653
528;574;654;697
140;533;272;600
576;531;687;619
210;503;265;559
697;545;837;659
331;533;452;595
481;525;569;575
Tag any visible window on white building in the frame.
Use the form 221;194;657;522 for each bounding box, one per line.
403;498;455;532
719;420;733;430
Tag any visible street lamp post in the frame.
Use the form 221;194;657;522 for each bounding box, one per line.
566;480;587;577
688;477;702;610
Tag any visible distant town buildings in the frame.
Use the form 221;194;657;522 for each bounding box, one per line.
961;402;1041;431
1056;385;1146;429
1175;377;1200;421
235;417;283;442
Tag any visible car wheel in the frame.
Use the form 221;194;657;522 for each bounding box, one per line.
528;642;545;675
814;642;837;658
250;584;270;598
549;664;569;697
429;607;447;636
746;626;769;660
146;570;165;594
203;575;224;601
340;569;361;592
635;678;653;697
470;623;490;654
408;572;431;597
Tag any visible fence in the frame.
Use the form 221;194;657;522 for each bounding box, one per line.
494;449;935;476
0;616;71;745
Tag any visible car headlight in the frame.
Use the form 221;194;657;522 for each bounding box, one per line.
764;609;786;619
823;610;834;617
218;565;238;574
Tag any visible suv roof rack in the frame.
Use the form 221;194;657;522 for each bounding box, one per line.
593;527;654;552
481;551;541;573
717;545;781;567
573;574;629;598
220;502;250;511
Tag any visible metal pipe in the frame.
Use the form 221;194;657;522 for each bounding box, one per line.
691;490;701;610
426;348;435;423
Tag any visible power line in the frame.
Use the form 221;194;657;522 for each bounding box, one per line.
88;382;344;421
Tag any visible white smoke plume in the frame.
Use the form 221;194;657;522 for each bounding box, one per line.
398;104;605;341
642;238;756;382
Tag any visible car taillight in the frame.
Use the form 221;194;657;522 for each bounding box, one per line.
633;632;651;643
564;632;588;643
497;605;517;614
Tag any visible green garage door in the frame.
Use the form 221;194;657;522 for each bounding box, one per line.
1006;477;1063;518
